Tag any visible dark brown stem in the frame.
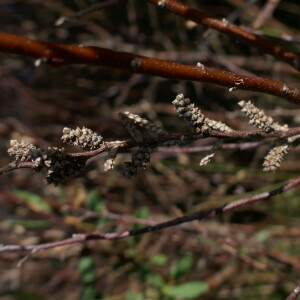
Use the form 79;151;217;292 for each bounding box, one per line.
0;32;300;104
147;0;300;70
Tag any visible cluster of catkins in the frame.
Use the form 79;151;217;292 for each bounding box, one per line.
238;100;290;172
6;94;296;185
61;127;104;150
172;95;293;172
118;111;167;177
8;127;105;184
8;140;85;185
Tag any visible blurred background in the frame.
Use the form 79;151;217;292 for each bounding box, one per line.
1;0;300;299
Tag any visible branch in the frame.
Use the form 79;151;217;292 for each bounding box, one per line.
1;126;300;177
1;176;300;253
0;32;300;104
286;285;300;300
55;0;124;26
147;0;300;71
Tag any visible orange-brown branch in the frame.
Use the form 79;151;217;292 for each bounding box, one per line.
147;0;300;70
0;32;300;104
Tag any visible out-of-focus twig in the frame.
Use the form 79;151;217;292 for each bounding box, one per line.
252;0;281;29
1;175;300;253
55;0;124;26
286;285;300;300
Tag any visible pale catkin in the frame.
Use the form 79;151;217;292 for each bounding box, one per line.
238;100;288;132
104;148;118;172
173;94;232;133
118;112;144;143
8;140;38;162
61;127;103;150
263;145;289;172
199;153;215;166
121;111;168;137
8;139;85;185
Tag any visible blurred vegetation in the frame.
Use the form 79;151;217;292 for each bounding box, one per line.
1;0;300;299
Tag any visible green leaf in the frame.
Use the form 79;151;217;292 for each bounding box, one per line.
170;252;193;280
125;291;144;300
78;256;94;272
150;253;167;266
163;281;209;299
255;230;271;242
87;190;104;213
147;273;166;289
78;256;96;284
80;286;97;300
135;206;149;219
13;190;52;213
10;219;53;229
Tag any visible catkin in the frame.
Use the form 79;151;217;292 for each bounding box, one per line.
263;145;289;172
173;94;232;133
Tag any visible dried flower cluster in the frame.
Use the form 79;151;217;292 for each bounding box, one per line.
8;140;85;185
263;145;289;172
5;94;298;184
104;148;118;172
118;112;164;177
8;140;39;162
238;100;288;132
124;146;153;178
61;127;104;150
172;94;232;134
42;147;86;185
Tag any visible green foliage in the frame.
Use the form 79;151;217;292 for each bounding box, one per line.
87;189;104;213
13;190;52;213
78;256;98;300
170;252;194;280
10;219;53;229
163;281;209;299
150;253;168;266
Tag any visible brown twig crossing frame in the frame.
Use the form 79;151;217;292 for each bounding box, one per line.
0;31;300;104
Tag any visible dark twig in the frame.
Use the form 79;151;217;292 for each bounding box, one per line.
147;0;300;70
286;285;300;300
1;126;300;177
0;161;36;176
158;140;266;153
1;176;300;253
55;0;124;26
0;32;299;104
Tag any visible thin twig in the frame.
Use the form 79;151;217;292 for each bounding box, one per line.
1;176;300;253
158;141;266;153
1;127;300;176
286;285;300;300
55;0;124;26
